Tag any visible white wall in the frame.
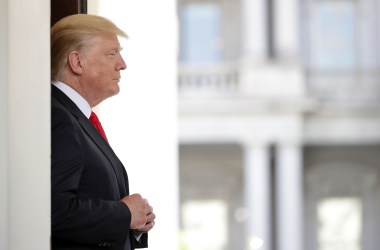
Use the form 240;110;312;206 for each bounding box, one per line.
0;0;9;248
89;1;179;249
0;0;51;249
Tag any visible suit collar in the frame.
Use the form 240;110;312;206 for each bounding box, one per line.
52;85;83;118
52;81;92;118
52;85;110;150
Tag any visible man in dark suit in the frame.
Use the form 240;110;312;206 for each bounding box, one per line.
51;14;155;250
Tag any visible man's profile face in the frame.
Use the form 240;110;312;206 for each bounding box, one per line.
79;34;126;105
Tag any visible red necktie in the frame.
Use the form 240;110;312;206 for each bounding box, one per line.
89;111;108;142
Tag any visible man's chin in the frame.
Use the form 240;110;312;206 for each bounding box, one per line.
111;87;120;96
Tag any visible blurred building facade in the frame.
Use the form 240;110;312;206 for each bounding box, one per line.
177;0;380;250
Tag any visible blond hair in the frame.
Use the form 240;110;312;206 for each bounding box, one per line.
51;14;127;81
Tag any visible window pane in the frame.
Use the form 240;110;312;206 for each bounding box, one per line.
181;200;227;250
311;1;356;70
180;3;222;63
317;197;362;250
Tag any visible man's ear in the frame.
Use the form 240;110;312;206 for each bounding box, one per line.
67;51;83;75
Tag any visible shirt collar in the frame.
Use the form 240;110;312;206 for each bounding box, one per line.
52;81;92;118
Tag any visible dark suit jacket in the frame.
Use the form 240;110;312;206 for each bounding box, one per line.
51;85;148;250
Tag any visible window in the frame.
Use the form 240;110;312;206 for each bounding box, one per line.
181;199;228;250
310;0;356;70
180;3;222;63
317;197;362;250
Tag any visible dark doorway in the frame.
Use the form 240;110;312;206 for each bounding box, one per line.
51;0;87;26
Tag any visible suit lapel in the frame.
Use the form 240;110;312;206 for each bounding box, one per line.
52;85;127;196
77;117;127;195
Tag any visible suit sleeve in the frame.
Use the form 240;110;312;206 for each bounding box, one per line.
131;231;148;249
51;106;131;247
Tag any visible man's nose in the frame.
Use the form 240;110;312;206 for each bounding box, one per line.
117;55;127;70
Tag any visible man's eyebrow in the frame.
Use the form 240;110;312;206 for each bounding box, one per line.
105;47;123;54
112;47;123;52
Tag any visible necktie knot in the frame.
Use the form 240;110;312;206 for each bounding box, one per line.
89;111;108;142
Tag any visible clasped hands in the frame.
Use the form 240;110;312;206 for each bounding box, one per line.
121;193;156;232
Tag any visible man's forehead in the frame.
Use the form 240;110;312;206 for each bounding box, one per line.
86;35;122;48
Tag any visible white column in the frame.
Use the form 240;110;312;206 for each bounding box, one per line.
0;0;51;249
274;0;300;60
276;143;303;250
241;0;268;60
243;142;271;250
0;1;8;248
